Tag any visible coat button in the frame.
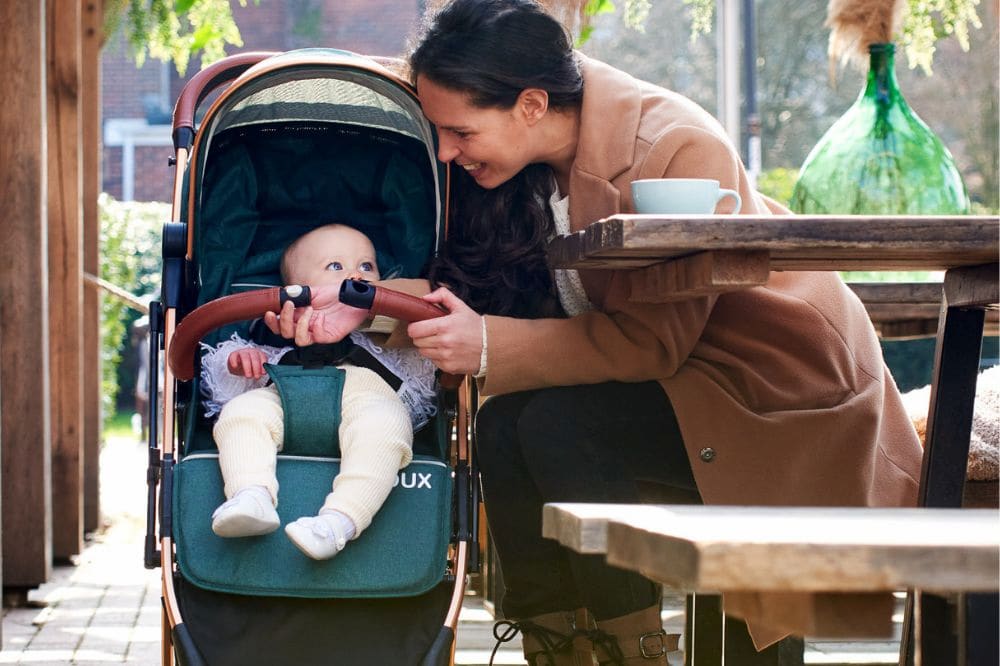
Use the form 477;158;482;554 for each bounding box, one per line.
699;447;716;462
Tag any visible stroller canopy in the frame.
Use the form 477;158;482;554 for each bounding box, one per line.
186;49;443;325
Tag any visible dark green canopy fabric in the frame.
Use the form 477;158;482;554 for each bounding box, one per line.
194;121;437;347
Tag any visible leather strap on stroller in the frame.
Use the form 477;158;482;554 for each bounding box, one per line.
264;364;345;457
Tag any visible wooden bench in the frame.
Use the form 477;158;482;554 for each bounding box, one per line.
543;503;1000;663
848;282;999;340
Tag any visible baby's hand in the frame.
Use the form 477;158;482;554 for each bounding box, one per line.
227;348;269;379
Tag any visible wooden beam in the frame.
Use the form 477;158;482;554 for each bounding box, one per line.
944;263;1000;308
1;0;52;589
48;0;84;561
81;0;103;534
628;251;770;302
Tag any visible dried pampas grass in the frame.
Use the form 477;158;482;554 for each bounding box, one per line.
537;0;590;36
826;0;905;72
421;0;588;38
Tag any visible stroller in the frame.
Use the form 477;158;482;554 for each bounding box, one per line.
144;49;481;666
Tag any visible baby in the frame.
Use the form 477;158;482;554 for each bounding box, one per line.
202;224;436;560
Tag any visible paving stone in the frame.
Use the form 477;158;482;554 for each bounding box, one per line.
0;434;905;666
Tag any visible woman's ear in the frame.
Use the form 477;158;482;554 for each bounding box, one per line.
517;88;549;126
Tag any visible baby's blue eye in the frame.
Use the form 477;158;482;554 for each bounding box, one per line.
360;262;375;272
325;262;343;271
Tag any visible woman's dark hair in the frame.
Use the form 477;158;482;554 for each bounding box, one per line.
412;0;582;318
409;0;583;110
429;163;563;319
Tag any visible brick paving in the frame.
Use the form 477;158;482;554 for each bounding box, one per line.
1;435;898;665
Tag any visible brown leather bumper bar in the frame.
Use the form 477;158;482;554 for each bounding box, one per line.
339;278;446;322
168;287;287;381
168;284;456;385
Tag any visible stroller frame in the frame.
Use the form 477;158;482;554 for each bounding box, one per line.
144;51;481;666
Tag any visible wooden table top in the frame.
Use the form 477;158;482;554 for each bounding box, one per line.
547;214;998;302
548;214;999;271
543;503;1000;594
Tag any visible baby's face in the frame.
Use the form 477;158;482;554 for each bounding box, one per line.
285;225;380;288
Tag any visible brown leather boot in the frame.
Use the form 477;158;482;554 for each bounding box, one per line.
590;605;680;665
492;610;594;666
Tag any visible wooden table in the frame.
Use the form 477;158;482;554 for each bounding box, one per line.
547;214;1000;665
544;504;1000;589
549;214;996;276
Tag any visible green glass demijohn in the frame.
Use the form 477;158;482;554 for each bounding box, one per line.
791;43;970;214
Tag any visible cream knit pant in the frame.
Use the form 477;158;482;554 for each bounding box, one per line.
213;365;413;534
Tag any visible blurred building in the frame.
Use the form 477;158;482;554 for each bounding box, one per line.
101;1;425;203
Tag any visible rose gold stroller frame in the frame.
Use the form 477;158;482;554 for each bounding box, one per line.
145;51;476;666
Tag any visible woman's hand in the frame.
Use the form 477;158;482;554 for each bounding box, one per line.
408;287;484;375
227;348;269;379
263;284;369;346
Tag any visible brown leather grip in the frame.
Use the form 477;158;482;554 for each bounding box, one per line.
169;284;464;391
369;287;447;322
168;288;283;381
366;287;463;390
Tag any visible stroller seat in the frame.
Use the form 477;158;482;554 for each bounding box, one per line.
173;452;452;598
150;50;474;666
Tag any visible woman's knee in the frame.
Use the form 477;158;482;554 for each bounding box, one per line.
514;387;588;452
474;392;532;465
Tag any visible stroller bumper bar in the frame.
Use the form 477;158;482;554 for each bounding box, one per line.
339;278;446;321
168;283;455;383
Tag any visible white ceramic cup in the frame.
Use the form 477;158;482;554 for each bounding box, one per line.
631;178;742;214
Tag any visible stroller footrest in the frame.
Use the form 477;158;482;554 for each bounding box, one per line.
173;453;452;598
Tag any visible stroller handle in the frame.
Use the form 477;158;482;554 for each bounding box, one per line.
172;51;277;149
340;280;463;390
168;283;462;388
168;287;293;381
339;279;446;322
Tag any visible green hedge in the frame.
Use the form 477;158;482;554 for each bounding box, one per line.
99;194;165;427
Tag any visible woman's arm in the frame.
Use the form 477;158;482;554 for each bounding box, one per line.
474;129;757;395
479;281;716;395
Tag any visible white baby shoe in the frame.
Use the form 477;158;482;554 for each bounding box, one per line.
211;486;280;537
284;512;353;560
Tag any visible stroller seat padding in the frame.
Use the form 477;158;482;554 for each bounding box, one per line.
173;453;452;598
264;363;345;457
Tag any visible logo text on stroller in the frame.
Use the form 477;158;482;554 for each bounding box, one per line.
395;472;433;489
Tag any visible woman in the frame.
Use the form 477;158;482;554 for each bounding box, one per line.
282;1;923;663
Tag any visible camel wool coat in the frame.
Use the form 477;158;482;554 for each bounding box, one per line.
479;55;923;647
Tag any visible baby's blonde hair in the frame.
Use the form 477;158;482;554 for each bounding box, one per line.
280;223;354;283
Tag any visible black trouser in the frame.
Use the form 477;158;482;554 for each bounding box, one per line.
475;381;697;621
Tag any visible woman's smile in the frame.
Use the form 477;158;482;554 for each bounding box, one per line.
459;161;485;178
417;75;531;189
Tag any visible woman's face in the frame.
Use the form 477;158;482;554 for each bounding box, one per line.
417;75;534;190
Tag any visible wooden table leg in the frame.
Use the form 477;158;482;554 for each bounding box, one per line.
901;263;998;666
686;594;724;665
684;593;804;665
965;593;999;666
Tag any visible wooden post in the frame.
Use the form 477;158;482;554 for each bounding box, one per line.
48;0;84;561
81;0;103;534
0;0;52;591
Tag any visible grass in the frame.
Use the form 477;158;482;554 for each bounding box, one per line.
840;270;943;283
104;410;138;441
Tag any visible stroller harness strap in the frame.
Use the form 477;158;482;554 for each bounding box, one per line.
264;364;345;457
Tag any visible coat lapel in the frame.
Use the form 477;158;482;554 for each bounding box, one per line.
567;54;642;233
565;55;644;302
